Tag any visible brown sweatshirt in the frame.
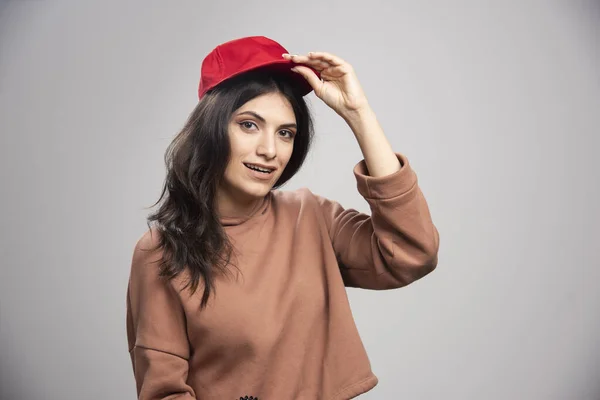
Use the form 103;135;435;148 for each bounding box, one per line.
126;152;440;399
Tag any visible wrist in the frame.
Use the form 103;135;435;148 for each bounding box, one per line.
343;105;376;132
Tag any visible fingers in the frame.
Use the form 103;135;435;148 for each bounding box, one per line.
282;52;344;71
282;53;324;70
307;51;345;67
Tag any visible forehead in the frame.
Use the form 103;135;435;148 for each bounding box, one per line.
236;92;295;122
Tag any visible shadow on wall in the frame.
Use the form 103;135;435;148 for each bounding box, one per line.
0;358;27;400
0;1;11;20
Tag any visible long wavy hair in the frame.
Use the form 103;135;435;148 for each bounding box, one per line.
144;69;314;309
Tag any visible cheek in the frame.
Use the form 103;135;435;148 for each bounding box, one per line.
224;148;243;177
226;133;247;165
230;131;257;157
279;143;295;167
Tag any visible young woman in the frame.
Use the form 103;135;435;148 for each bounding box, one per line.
126;36;440;400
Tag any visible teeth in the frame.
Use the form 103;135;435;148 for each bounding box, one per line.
246;164;271;173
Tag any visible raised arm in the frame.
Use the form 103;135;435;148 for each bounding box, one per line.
286;50;439;289
315;152;439;289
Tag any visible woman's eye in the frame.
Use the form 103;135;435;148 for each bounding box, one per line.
279;130;295;139
240;121;257;130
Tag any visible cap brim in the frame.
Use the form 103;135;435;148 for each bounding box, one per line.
251;60;317;96
216;59;317;97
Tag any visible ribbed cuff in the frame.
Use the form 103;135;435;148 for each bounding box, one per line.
353;152;417;199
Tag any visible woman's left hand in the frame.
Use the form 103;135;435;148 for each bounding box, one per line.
283;52;370;121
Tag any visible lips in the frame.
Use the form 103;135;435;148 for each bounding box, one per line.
243;163;276;173
243;162;276;182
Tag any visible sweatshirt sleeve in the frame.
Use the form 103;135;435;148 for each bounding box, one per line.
126;229;197;399
314;152;440;290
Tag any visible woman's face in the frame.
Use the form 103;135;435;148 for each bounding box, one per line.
218;91;297;211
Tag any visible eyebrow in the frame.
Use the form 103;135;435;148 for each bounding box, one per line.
237;111;297;129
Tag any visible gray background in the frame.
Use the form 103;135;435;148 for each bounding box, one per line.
1;1;599;399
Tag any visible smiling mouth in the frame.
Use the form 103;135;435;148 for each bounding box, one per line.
244;163;275;174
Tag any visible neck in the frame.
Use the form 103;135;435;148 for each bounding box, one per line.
216;187;264;220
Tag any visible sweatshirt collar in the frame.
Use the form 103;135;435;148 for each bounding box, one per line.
219;191;272;227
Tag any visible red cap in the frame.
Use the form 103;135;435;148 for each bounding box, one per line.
197;36;318;99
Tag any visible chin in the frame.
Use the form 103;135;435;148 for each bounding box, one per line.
246;182;273;197
234;180;273;200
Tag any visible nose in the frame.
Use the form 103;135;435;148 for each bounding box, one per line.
256;132;277;159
